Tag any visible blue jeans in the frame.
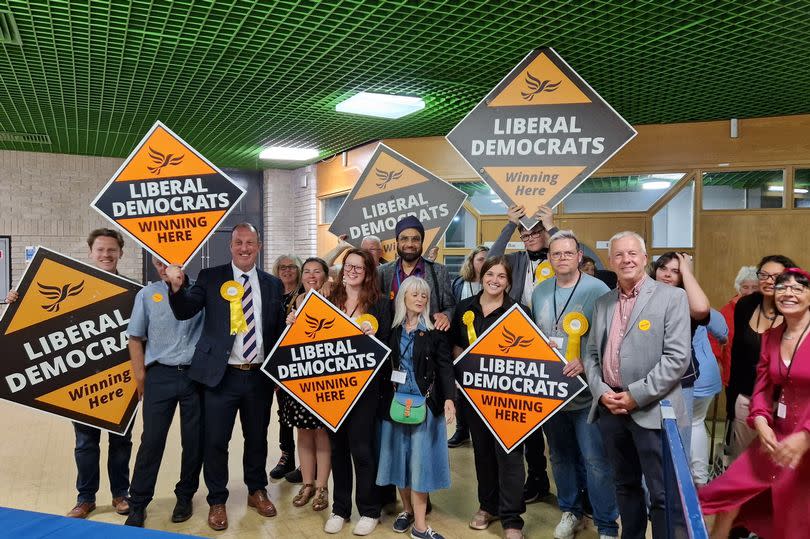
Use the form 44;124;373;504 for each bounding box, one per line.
678;386;694;460
545;407;619;537
74;422;132;503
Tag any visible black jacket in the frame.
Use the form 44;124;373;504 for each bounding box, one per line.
381;326;455;418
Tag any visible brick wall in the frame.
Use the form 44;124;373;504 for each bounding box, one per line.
262;166;316;270
0;150;143;283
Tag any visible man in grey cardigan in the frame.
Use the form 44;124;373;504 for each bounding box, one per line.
583;231;690;539
378;216;455;330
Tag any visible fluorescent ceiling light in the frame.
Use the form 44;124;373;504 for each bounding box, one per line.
259;146;319;161
641;181;671;190
336;92;425;119
768;185;808;194
648;173;683;180
490;198;505;204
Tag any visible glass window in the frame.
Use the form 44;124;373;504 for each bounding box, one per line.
444;206;477;248
564;173;685;213
701;170;784;209
455;181;508;214
794;169;810;208
443;255;465;281
320;194;347;224
652;180;694;248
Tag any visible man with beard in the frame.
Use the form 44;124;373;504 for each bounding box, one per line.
378;216;455;331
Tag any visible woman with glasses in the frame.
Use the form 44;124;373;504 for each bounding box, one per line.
273;254;304;312
726;254;796;460
700;268;810;539
322;248;391;536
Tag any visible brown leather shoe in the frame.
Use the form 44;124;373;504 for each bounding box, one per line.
208;504;228;531
112;497;130;515
66;502;96;518
248;490;277;517
469;509;499;530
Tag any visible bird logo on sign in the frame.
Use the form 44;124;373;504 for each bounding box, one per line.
37;280;85;313
498;327;533;353
521;72;561;101
147;147;184;175
304;313;335;339
375;168;403;189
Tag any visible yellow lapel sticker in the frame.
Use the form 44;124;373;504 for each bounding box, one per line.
638;319;651;331
152;293;163;303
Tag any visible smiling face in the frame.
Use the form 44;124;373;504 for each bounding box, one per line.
655;257;682;287
609;235;648;286
277;257;299;288
230;226;260;272
757;261;787;297
482;263;509;299
301;260;327;292
404;287;428;316
342;253;367;287
774;276;810;315
89;235;122;273
396;228;423;263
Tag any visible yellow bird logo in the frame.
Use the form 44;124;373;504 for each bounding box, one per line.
521;72;561;101
147;147;184;175
304;313;335;339
37;280;84;313
498;327;534;353
375;168;403;189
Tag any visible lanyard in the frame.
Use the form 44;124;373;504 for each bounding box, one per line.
400;328;416;359
779;317;810;383
553;272;582;332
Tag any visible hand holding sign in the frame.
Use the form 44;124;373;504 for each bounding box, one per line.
165;265;185;292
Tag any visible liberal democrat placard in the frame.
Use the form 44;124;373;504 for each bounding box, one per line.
261;290;391;432
328;144;467;261
454;304;586;453
447;47;636;230
91;121;246;267
0;247;142;434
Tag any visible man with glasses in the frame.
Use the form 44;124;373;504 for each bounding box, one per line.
489;205;559;504
531;231;618;539
325;234;387;267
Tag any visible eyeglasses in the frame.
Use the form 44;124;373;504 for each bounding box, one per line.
549;251;578;260
278;265;298;272
774;283;808;295
520;230;543;241
343;263;365;274
756;271;780;282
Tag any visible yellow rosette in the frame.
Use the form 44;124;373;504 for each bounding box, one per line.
356;313;378;334
535;260;555;283
220;280;248;335
462;310;477;344
562;311;589;361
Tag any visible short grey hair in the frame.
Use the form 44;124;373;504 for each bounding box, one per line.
608;231;647;256
361;235;382;246
272;254;303;278
734;265;758;292
391;277;434;331
548;230;581;251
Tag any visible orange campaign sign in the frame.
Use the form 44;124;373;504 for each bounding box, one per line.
454;304;587;453
260;290;391;432
90;121;246;267
447;47;636;230
0;247;142;434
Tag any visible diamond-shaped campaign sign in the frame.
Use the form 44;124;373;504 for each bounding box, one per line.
447;47;636;230
0;247;142;434
454;304;586;453
261;290;391;432
328;144;467;261
91;121;246;267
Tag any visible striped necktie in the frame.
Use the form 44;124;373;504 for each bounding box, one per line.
241;273;257;363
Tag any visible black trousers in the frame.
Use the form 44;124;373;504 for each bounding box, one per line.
277;391;295;454
329;388;382;519
203;368;273;505
523;426;550;491
466;403;526;530
597;410;666;539
128;364;203;510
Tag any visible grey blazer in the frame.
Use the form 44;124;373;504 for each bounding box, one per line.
583;277;691;429
378;257;456;321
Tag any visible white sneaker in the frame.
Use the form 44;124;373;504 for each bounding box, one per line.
554;512;585;539
353;516;379;536
324;513;347;534
599;536;617;539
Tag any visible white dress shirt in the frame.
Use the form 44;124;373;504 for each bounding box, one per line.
228;263;264;365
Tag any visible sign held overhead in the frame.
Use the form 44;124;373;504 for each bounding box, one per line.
91;121;246;267
447;47;636;229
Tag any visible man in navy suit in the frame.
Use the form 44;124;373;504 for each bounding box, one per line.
167;223;285;531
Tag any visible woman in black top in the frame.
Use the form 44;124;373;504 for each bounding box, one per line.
450;255;528;539
727;254;795;459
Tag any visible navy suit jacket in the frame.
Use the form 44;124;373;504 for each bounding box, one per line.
168;263;286;388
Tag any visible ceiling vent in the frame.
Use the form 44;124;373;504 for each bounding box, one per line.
0;132;51;144
0;10;21;45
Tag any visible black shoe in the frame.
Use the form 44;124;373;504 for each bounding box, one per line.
124;508;146;527
285;466;303;484
171;498;193;523
269;451;295;480
522;480;550;504
580;489;592;519
426;495;432;515
447;428;470;448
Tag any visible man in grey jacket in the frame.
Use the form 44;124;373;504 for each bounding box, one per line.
583;231;690;539
378;216;455;330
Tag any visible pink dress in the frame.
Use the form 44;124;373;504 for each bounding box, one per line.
699;324;810;538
